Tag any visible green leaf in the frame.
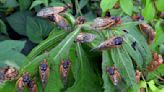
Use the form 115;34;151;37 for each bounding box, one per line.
66;43;102;92
0;81;16;92
0;40;26;68
79;0;89;9
151;20;164;51
49;26;81;64
148;80;159;92
100;0;118;12
30;0;45;9
120;0;133;15
3;0;18;8
147;64;164;80
102;51;116;92
18;0;32;11
7;11;32;36
26;28;68;62
111;47;138;91
142;0;155;21
155;0;164;12
26;16;54;43
0;19;7;35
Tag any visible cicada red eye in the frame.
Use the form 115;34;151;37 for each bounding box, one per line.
39;59;50;88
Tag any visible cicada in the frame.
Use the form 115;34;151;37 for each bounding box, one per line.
60;59;71;80
39;59;50;88
113;2;120;9
139;23;156;44
106;66;121;85
131;13;144;21
37;4;72;17
93;36;123;50
147;53;163;72
135;70;141;83
158;12;164;19
16;72;30;92
91;16;121;30
27;80;38;92
4;66;18;80
0;66;18;83
76;32;96;43
75;16;85;25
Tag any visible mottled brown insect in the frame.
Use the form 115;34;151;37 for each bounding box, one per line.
94;36;123;50
27;80;38;92
4;66;18;80
135;70;141;83
139;23;156;44
0;66;18;83
91;16;121;30
75;16;85;25
39;59;50;88
113;2;120;9
158;12;164;19
76;32;96;43
60;59;71;80
37;4;72;17
16;72;30;92
106;66;121;85
147;53;163;72
131;13;144;21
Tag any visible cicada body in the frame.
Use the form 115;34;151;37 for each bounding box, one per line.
139;23;156;44
39;59;50;88
106;66;121;85
135;70;141;83
27;80;38;92
37;4;72;17
60;59;71;80
76;32;96;43
16;72;30;92
147;53;163;72
158;12;164;19
94;36;123;50
75;16;85;25
91;16;121;30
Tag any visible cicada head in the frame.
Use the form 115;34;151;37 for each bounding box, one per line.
106;66;114;75
113;37;123;45
22;72;30;84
